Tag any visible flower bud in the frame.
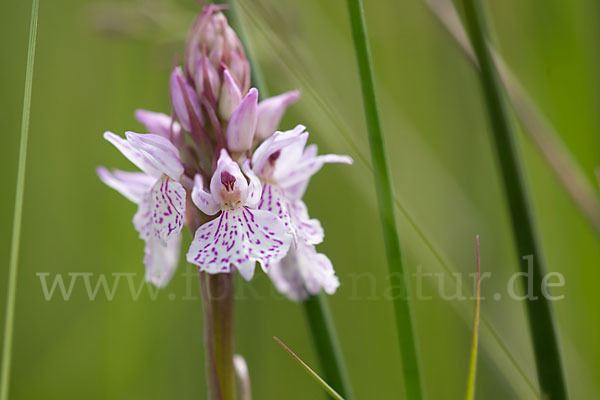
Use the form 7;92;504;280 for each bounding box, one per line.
226;88;258;152
255;90;301;140
218;68;242;120
194;55;220;100
169;67;202;132
185;5;249;90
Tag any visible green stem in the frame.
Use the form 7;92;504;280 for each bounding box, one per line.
461;1;567;399
225;2;354;398
302;294;353;399
200;272;237;400
345;1;424;399
1;0;39;399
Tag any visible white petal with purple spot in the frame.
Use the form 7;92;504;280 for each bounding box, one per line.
134;176;186;244
186;207;292;281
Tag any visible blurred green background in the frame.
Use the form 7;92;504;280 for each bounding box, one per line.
1;0;599;398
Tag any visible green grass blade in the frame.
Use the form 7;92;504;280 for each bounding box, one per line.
273;336;344;400
1;0;40;399
225;2;354;398
423;0;600;236
461;1;567;398
302;294;353;399
345;1;424;399
465;236;482;400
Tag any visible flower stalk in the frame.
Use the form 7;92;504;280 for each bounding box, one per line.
200;272;236;400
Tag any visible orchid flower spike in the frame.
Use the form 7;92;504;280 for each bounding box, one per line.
97;131;186;287
187;149;292;280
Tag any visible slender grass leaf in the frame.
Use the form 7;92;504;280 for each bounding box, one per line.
1;0;40;399
274;336;344;400
345;0;424;399
465;236;482;400
461;0;567;398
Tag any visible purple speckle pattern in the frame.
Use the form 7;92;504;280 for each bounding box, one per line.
258;184;324;245
187;207;292;281
134;176;186;244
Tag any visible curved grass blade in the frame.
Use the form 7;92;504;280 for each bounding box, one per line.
1;0;40;399
224;2;354;399
345;0;424;399
423;0;600;236
465;236;482;400
273;336;344;400
461;0;567;398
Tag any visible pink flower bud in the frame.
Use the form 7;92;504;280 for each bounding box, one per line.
255;90;301;140
226;88;258;152
218;69;242;120
194;56;220;100
169;67;203;132
228;50;250;94
185;5;249;83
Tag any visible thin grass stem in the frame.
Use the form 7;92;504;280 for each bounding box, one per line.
345;0;424;399
1;0;40;399
461;1;567;398
465;236;481;400
274;336;344;400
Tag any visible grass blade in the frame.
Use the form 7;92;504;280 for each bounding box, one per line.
461;1;567;398
423;0;600;236
1;0;40;399
273;336;344;400
225;2;354;398
302;294;353;399
465;236;482;400
345;1;424;399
